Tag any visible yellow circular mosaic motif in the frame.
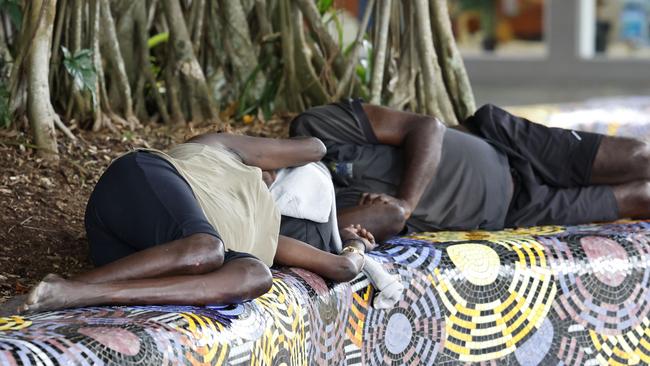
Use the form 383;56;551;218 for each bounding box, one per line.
433;238;556;363
447;244;500;286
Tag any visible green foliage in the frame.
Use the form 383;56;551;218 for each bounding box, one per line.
317;0;333;15
62;46;97;106
356;39;372;85
0;83;10;128
148;33;169;49
236;56;283;121
0;0;22;28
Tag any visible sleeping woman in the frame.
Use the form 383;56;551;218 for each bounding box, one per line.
15;132;375;314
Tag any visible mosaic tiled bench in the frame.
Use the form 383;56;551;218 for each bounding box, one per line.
2;221;650;365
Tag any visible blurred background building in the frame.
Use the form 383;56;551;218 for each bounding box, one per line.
334;0;650;106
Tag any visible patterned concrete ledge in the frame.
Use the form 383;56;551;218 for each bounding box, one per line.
2;221;650;365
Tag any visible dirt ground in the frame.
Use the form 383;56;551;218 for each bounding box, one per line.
0;118;290;303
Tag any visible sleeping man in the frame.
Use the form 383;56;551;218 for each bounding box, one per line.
290;99;650;239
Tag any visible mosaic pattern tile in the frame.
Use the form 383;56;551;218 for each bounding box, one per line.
2;221;650;365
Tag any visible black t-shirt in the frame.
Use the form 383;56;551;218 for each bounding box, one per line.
289;100;513;231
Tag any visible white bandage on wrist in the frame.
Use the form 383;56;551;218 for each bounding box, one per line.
362;256;404;309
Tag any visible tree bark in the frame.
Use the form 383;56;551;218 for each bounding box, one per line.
291;3;329;108
369;0;391;104
221;0;265;98
89;0;105;131
387;0;416;109
413;0;439;117
429;0;476;121
26;0;60;160
294;0;346;80
278;0;300;112
189;0;205;52
114;0;137;84
412;0;456;125
99;0;137;128
162;0;218;124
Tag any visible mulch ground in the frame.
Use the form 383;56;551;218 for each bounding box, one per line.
0;117;291;303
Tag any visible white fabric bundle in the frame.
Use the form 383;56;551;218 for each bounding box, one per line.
270;162;404;308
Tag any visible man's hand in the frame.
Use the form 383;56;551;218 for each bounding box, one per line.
340;224;376;252
261;170;277;188
359;193;412;219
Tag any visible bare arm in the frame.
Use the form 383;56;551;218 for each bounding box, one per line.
337;203;406;242
362;104;446;217
274;235;366;283
188;133;326;171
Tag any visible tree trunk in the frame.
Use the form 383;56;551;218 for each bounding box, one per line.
4;0;476;134
294;0;346;80
99;0;137;128
387;0;416;109
291;3;329;107
114;0;137;84
413;0;439;117
278;0;300;112
429;0;476;121
89;0;105;131
412;0;456;125
369;0;391;104
162;0;218;124
26;0;60;161
189;0;205;52
221;0;265;98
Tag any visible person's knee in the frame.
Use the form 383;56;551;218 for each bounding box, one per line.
635;181;650;205
631;141;650;174
179;234;225;274
615;180;650;216
382;203;407;236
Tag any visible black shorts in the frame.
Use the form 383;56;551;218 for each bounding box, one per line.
280;216;334;253
84;151;256;266
464;104;619;227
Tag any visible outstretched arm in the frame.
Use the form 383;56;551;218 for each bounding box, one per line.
188;133;326;171
362;104;446;218
274;225;374;282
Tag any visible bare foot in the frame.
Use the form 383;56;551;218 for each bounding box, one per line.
20;274;81;314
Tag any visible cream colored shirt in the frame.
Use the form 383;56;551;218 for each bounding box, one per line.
146;143;280;266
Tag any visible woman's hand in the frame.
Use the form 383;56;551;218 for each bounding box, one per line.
340;224;376;252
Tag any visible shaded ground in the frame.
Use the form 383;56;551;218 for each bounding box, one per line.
0;118;290;303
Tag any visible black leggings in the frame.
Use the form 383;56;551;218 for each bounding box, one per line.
85;151;251;266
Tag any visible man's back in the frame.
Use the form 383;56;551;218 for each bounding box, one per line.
290;100;513;232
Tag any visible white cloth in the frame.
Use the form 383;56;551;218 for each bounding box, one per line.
271;163;403;308
270;163;333;223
